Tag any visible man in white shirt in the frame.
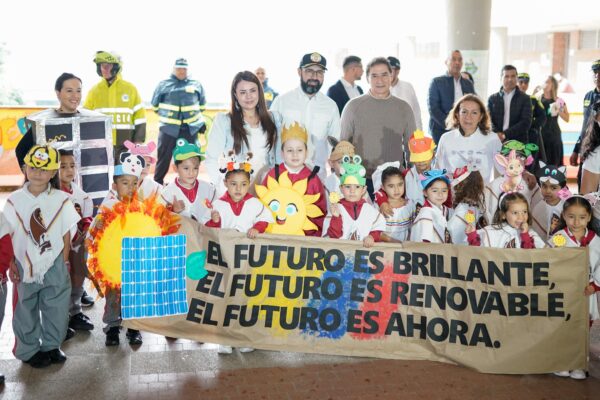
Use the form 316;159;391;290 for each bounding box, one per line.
270;52;341;178
327;55;364;115
388;56;422;130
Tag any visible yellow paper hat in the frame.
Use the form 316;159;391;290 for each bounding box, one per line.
281;122;308;145
409;130;435;163
24;145;60;170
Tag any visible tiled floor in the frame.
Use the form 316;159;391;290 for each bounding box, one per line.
0;281;599;400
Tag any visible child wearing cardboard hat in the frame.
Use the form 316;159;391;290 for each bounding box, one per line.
1;145;80;368
323;155;386;247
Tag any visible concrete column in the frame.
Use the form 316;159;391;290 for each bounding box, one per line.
551;32;569;76
445;0;492;96
488;27;508;97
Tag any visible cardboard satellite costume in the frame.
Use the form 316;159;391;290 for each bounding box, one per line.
27;108;113;211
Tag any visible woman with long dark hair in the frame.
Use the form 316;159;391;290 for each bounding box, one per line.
205;71;281;194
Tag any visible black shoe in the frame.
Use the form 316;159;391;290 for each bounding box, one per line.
81;290;95;307
126;329;143;345
64;327;76;342
69;312;94;331
24;351;51;368
0;373;4;385
105;327;120;346
46;348;67;364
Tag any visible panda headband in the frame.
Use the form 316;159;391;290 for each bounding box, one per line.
115;151;145;178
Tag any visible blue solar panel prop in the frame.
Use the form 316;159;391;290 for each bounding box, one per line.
121;234;188;319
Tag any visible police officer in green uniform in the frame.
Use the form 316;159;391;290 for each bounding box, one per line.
517;72;547;172
151;58;207;184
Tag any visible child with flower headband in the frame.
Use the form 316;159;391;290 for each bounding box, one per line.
531;161;568;240
323;155;386;247
549;194;599;380
123;140;163;200
410;169;453;243
484;140;543;224
160;138;216;221
202;151;273;355
447;165;487;244
1;145;80;368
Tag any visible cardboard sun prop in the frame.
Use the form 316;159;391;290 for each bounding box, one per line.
255;171;322;236
87;193;180;293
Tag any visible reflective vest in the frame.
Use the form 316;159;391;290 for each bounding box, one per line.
83;74;146;145
151;75;206;137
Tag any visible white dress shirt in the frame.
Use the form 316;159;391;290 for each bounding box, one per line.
502;88;516;131
270;87;341;178
453;77;463;103
341;78;361;100
391;80;423;130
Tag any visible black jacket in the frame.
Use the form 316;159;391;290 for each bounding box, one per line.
487;87;532;143
326;80;363;115
574;88;600;153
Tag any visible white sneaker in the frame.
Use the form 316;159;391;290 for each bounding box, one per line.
217;345;233;354
569;369;587;380
553;370;570;377
238;347;255;353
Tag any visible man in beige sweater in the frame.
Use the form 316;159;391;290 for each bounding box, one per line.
340;57;416;197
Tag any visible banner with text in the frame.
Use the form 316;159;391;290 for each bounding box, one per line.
125;218;589;374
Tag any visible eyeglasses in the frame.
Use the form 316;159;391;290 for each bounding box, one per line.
302;68;325;78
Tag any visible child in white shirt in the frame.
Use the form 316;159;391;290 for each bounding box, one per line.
1;145;80;368
531;161;567;240
58;149;95;332
410;170;453;243
160;139;215;221
202;154;273;354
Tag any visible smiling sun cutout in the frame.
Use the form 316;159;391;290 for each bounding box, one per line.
86;193;180;293
255;171;322;236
